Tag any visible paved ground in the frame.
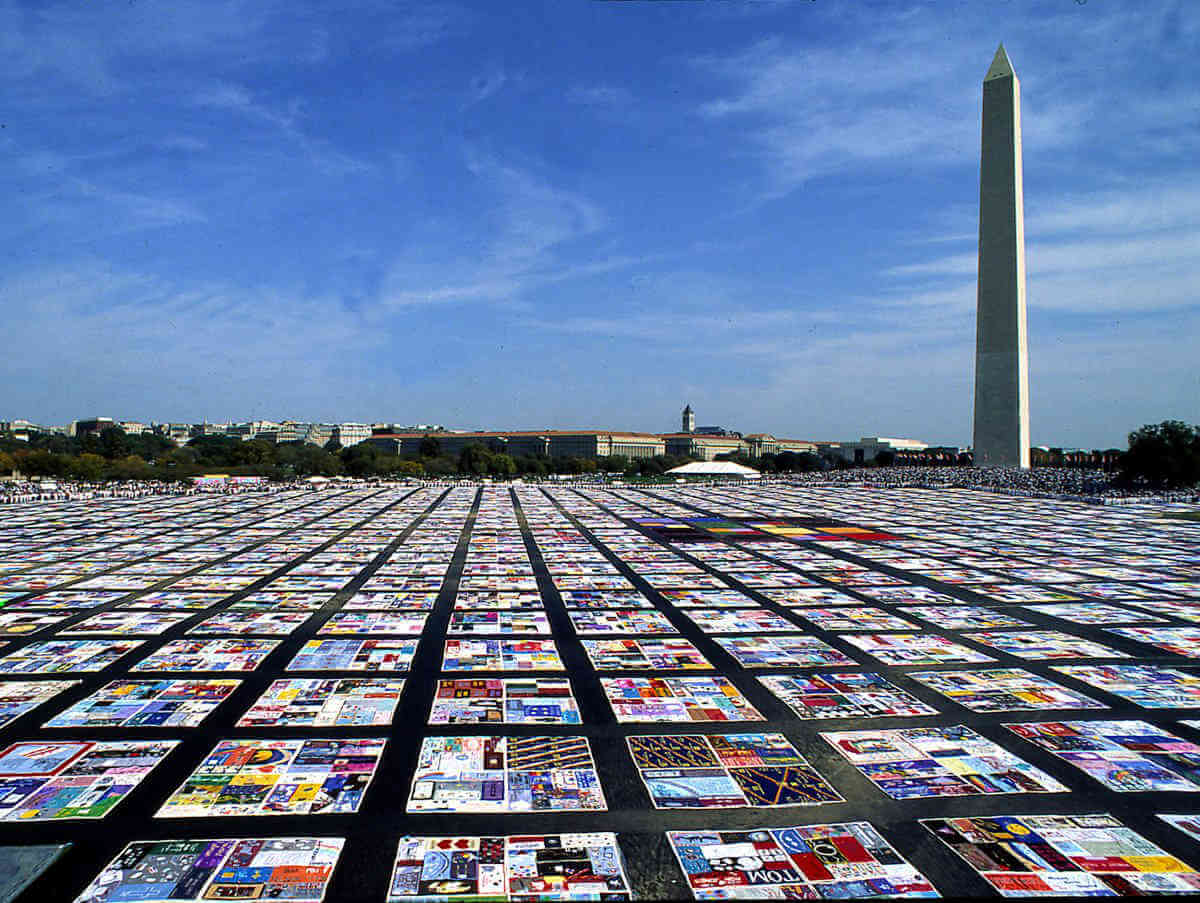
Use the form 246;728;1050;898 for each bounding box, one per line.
0;483;1198;899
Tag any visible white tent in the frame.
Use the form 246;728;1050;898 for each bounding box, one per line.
665;461;760;478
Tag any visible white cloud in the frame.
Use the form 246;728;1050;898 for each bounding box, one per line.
76;181;208;230
535;308;799;344
886;255;977;279
381;151;609;307
692;4;1199;199
158;136;208;153
693;34;978;192
4;177;206;239
681;300;1200;449
194;82;302;131
1;261;388;423
191;81;372;176
1028;180;1200;236
884;178;1200;314
376;3;471;53
465;66;517;107
566;84;633;108
0;1;469;94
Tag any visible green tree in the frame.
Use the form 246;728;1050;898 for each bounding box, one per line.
715;451;756;468
109;454;155;480
278;442;342;477
458;443;493;476
13;450;65;476
422;455;459;477
516;455;549;477
240;440;278;468
162;446;200;470
128;432;175;461
755;454;779;473
874;450;896;467
0;451;14;474
594;455;629;473
40;433;78;455
774;451;798;472
796;452;824;472
632;455;683;477
70;453;107;481
488;453;517;478
97;427;131;459
381;458;424;478
419;435;441;458
340;444;381;477
1119;421;1200;489
187;435;245;467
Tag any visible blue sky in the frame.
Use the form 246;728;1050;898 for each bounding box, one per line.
3;0;1197;449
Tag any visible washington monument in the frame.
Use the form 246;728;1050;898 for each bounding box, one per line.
973;44;1030;468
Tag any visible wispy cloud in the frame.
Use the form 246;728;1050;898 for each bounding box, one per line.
191;80;372;175
534;308;799;345
375;3;471;53
680;295;1200;447
693;32;976;193
886;256;977;279
72;181;208;231
381;150;609;307
464;65;519;108
883;178;1200;314
195;82;301;131
157;136;208;153
5;177;206;240
1029;181;1200;236
692;4;1198;199
566;84;633;109
0;1;469;95
2;260;388;422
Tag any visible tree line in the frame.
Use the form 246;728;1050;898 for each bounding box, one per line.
1116;421;1200;490
0;429;698;481
1;421;1197;488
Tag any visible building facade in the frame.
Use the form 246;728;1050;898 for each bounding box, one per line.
190;422;229;439
742;434;817;459
331;423;372;447
227;421;281;441
154;423;193;444
273;422;309;444
303;424;335;446
0;420;48;440
817;437;930;465
367;430;666;460
660;433;746;461
73;418;116;438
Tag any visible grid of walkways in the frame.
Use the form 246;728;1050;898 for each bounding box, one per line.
0;483;1198;899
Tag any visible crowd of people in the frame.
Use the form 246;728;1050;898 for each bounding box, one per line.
0;479;287;505
2;467;1198;506
765;466;1200;503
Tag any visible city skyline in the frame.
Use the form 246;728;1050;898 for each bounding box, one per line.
4;409;1135;460
5;1;1197;449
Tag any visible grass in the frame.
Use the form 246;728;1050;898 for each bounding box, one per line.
1162;511;1200;522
